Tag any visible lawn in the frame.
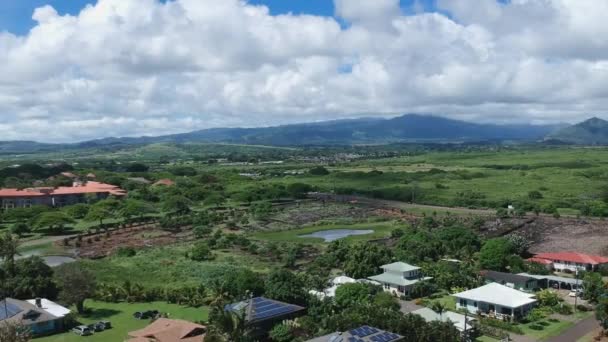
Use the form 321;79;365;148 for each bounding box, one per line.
423;295;457;311
36;300;209;342
251;222;397;244
517;319;574;340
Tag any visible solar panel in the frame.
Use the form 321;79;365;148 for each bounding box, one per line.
0;301;23;320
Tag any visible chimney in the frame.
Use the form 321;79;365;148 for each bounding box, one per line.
35;298;42;308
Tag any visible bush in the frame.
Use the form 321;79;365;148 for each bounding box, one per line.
481;318;524;334
576;304;591;312
189;242;214;261
554;304;573;315
115;247;137;257
529;324;544;331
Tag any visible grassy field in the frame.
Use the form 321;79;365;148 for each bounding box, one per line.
251;222;397;244
517;319;574;340
423;295;457;312
36;300;209;342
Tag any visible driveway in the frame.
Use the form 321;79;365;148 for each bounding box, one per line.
399;300;424;314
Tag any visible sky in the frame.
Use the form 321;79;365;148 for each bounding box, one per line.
0;0;606;142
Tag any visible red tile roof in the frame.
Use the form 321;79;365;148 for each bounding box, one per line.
0;181;126;198
153;179;175;187
526;257;553;265
533;252;608;265
128;318;206;342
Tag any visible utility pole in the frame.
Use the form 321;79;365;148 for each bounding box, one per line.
462;310;468;342
574;269;579;313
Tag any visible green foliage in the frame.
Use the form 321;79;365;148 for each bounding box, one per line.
126;163;149;172
193;225;213;239
537;289;560;307
343;243;392;279
63;203;90;219
596;296;608;330
286;182;313;199
582;272;605;303
162;195;192;214
478;238;515;271
7;256;58;300
269;323;294;342
309;166;330;176
189;242;215;261
114;247;137;257
335;283;378;308
34;211;75;232
264;269;307;305
506;234;532;256
528;190;543;199
9;222;30;237
55;262;97;313
169;166;197;176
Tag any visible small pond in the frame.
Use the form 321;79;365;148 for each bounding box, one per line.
17;251;76;267
299;229;374;242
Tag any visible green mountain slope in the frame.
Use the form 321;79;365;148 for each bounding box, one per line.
547;117;608;145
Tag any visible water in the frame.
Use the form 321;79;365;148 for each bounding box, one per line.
299;229;374;242
17;251;76;267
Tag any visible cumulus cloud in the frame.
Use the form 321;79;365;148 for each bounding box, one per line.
0;0;607;141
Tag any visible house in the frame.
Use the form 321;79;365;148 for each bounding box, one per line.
525;257;553;270
412;307;476;336
368;262;432;296
453;283;537;321
225;297;305;337
518;273;583;290
0;298;70;336
305;326;403;342
0;181;127;209
128;177;152;185
527;252;608;272
309;276;357;299
480;270;545;292
127;318;206;342
152;179;175;187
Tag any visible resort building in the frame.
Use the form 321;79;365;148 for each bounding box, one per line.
0;181;126;209
368;262;432;296
453;283;537;321
527;252;608;272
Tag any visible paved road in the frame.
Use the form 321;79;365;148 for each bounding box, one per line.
547;316;599;342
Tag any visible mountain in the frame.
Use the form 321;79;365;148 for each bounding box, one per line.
78;114;558;147
546;117;608;145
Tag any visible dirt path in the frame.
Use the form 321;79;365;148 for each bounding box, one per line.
547;316;599;342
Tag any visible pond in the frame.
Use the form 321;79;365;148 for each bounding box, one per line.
17;251;76;267
299;229;374;242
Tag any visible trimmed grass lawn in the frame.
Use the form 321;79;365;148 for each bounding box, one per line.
475;336;500;342
36;300;209;342
517;319;574;341
424;295;457;312
251;222;397;244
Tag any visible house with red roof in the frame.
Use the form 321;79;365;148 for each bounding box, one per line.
0;181;126;209
527;252;608;272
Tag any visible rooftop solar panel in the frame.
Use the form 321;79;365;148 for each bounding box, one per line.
0;301;23;321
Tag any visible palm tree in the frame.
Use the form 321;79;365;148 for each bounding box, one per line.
431;301;447;321
0;232;20;277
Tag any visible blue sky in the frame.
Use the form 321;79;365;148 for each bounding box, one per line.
0;0;439;35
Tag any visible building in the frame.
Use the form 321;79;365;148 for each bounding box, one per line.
412;307;476;336
518;273;583;290
127;318;206;342
0;298;71;336
527;252;608;272
368;262;432;296
305;326;403;342
309;276;357;299
225;297;305;338
480;270;545;292
453;283;537;321
0;181;126;209
152;179;175;187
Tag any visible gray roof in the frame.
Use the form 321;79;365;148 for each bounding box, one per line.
412;308;476;332
382;262;420;272
305;326;403;342
482;271;538;285
0;298;58;325
368;273;431;286
517;273;580;285
453;283;537;308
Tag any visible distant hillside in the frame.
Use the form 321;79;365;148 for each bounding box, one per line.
78;114;558;147
546;117;608;145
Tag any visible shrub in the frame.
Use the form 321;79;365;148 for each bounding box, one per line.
115;247;137;257
576;304;591;312
529;324;544;331
554;304;573;315
481;318;524;334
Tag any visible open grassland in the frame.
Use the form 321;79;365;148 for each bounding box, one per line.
252;222;397;244
36;300;209;342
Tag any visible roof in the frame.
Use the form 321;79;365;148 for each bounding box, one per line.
0;298;58;324
128;318;206;342
412;308;475;332
481;270;538;285
517;273;580;286
526;257;553;265
381;262;420;273
305;326;403;342
128;177;152;184
368;273;431;286
153;179;175;187
225;297;305;324
332;276;356;285
0;181;126;198
25;299;70;318
532;252;608;265
453;283;537;308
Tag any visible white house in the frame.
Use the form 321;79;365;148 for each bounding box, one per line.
528;252;608;272
309;276;357;299
413;307;476;334
368;262;431;296
453;283;537;321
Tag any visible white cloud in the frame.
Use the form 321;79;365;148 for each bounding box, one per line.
0;0;608;142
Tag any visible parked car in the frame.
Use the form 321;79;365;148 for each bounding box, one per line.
89;322;105;332
568;290;583;297
72;325;93;336
98;321;112;330
133;310;159;319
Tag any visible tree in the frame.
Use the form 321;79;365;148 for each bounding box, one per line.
0;321;31;342
63;203;90;219
335;283;377;308
119;199;157;222
343;243;392;279
0;232;19;276
596;295;608;334
10;222;30;237
189;242;214;261
582;272;606;303
54;263;97;313
126;163;149;172
478;238;515;271
286;183;313;199
537;289;560;307
193;225;213;239
8;256;58;299
506;234;532;256
162;195;192;215
431;301;447;321
309;166;330;176
33;212;75;233
84;205;111;227
264;269;307;305
269;323;294;342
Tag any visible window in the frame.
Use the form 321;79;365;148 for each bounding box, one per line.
474;301;477;307
459;299;467;307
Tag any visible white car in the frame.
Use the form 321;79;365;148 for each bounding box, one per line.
568;290;583;297
72;325;93;336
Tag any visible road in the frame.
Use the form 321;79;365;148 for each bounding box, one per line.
547;316;599;342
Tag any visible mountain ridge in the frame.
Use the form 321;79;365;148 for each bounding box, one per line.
546;117;608;145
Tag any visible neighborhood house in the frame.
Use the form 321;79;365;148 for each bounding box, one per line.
305;325;403;342
480;270;544;292
225;297;306;338
368;262;431;296
453;283;537;321
127;318;207;342
527;252;608;272
0;298;71;336
412;307;476;335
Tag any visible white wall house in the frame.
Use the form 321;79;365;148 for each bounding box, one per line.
453;283;537;321
368;262;431;296
530;252;608;272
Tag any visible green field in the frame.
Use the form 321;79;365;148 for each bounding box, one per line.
36;300;209;342
517;319;574;340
